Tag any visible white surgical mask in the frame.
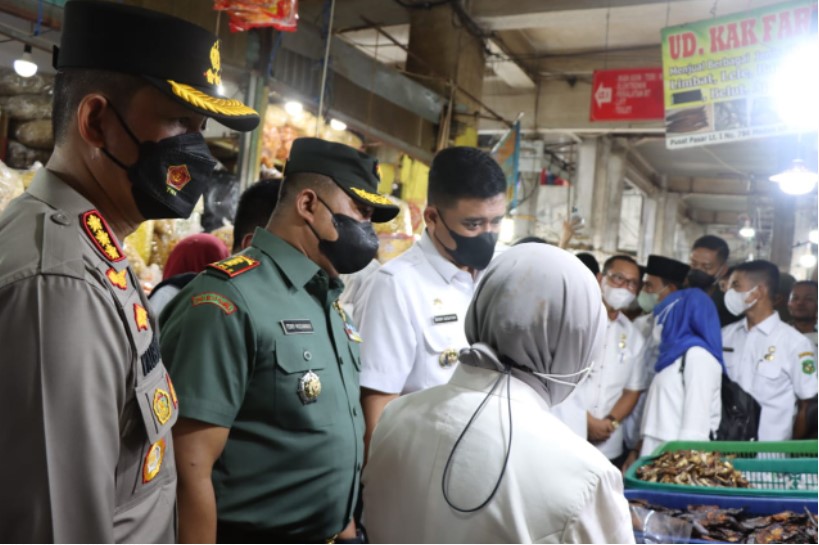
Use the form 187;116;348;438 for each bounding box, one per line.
532;364;594;389
725;286;759;317
602;283;636;310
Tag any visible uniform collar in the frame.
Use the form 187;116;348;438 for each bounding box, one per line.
250;228;341;293
26;168;96;214
418;230;474;284
743;311;780;335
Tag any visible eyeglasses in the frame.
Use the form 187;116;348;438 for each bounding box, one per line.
606;272;640;292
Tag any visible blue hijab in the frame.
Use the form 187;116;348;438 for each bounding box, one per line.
653;288;725;374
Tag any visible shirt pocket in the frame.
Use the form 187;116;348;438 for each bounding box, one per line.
274;339;337;430
757;361;782;381
135;364;178;445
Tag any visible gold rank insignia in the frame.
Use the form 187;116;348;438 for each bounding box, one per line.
208;255;261;278
134;303;149;332
106;267;127;290
298;370;322;404
166;374;178;408
618;334;627;350
153;388;172;425
764;346;776;361
439;348;459;368
81;210;125;262
166;164;192;192
142;438;166;483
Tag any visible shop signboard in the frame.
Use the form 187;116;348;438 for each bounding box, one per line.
661;0;817;149
590;68;664;121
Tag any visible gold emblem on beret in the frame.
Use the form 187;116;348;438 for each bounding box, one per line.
350;186;394;206
298;370;322;404
205;40;221;86
439;348;459;368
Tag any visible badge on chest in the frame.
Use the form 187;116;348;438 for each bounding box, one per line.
298;370;322;404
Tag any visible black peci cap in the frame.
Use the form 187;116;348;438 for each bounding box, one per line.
54;1;259;132
284;138;399;223
645;255;691;285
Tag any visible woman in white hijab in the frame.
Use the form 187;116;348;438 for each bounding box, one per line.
361;244;634;544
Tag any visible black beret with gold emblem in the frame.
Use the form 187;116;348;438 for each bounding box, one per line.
54;0;259;132
285;137;399;223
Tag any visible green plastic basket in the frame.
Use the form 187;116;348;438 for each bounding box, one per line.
624;440;818;498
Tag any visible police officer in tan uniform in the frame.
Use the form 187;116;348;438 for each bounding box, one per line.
0;2;258;542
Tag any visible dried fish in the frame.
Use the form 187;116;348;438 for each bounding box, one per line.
636;450;751;489
630;501;818;544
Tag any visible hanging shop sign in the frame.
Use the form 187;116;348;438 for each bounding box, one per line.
590;68;664;121
661;0;817;149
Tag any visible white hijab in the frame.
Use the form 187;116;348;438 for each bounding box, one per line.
460;243;607;406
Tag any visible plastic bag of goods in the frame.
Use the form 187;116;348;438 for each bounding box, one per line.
213;0;298;32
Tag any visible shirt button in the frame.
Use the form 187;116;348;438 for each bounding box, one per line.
303;350;312;361
51;212;71;226
356;462;362;471
353;406;359;416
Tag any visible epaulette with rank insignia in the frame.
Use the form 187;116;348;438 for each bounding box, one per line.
208;255;261;278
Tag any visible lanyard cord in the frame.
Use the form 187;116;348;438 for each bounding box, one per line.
441;367;514;513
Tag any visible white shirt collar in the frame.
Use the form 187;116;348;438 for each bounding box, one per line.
742;311;780;336
418;230;475;284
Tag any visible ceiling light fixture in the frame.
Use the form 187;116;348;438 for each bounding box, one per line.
739;220;755;239
769;159;819;195
799;253;817;269
329;118;347;131
284;100;303;117
13;44;37;78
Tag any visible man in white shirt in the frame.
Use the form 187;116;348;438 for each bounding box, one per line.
722;260;817;441
788;280;818;350
358;147;507;456
622;255;689;462
578;255;646;467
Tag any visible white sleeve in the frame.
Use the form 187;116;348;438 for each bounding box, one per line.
625;330;647;391
789;335;818;400
358;271;417;394
680;348;722;441
557;467;635;544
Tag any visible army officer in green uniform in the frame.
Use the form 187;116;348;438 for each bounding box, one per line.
160;137;399;543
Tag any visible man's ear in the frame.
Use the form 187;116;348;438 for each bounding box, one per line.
76;94;109;149
294;188;320;224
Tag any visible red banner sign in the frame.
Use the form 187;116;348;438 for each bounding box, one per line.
590;68;664;121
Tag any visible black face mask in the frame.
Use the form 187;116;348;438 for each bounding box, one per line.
102;106;217;220
434;211;497;271
687;268;717;290
308;196;379;274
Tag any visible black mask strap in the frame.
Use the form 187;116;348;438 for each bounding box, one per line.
100;99;141;171
306;194;336;243
441;364;514;513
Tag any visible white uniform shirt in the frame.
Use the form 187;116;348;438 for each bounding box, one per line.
722;312;818;441
578;312;646;459
640;346;722;456
339;258;380;326
362;365;635;544
622;314;659;450
359;232;480;394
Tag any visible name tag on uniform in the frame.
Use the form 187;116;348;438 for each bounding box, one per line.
723;347;735;353
433;314;458;325
280;320;314;335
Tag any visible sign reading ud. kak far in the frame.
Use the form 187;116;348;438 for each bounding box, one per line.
661;0;816;149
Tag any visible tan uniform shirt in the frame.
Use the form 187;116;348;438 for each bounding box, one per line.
0;170;178;543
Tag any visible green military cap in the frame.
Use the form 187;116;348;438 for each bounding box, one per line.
285;137;400;223
54;0;259;132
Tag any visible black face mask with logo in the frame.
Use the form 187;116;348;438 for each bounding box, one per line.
687;268;717;290
101;105;217;220
434;211;498;271
308;196;380;274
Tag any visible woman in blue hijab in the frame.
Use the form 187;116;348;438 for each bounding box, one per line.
638;288;724;456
